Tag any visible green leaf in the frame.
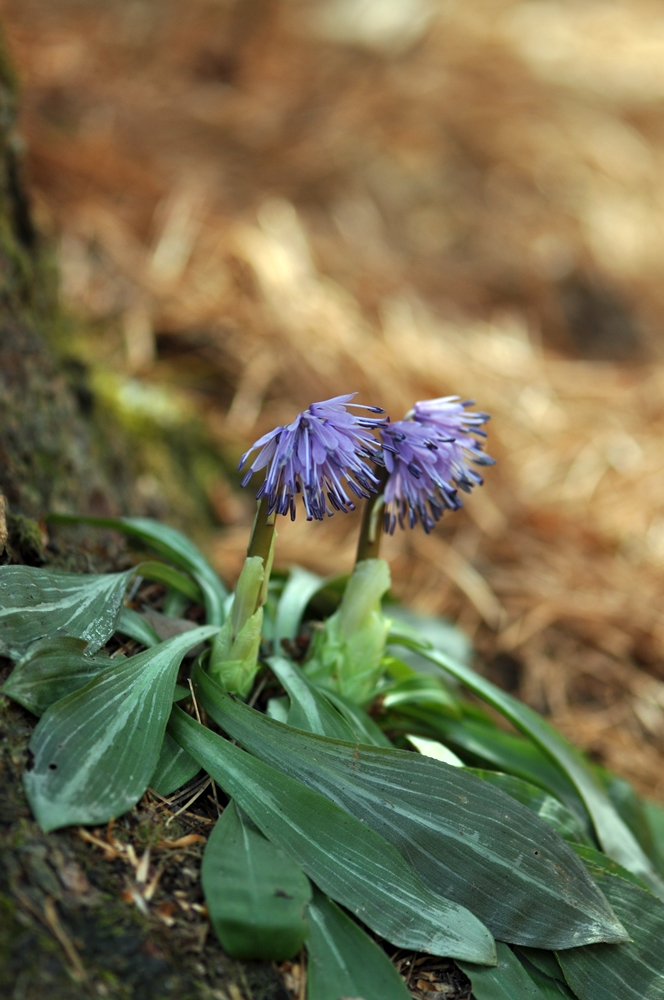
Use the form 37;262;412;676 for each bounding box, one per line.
409;715;589;832
137;609;201;645
600;771;658;866
322;688;393;747
467;769;592;846
266;696;289;723
0;566;134;658
274;567;325;646
556;869;664;1000
407;733;465;766
202;800;311;960
515;953;575;998
116;607;161;648
268;655;392;746
24;625;219;831
50;515;227;625
194;669;627;950
382;674;459;712
2;638;117;716
168;706;497;963
137;561;202;603
459;941;549;999
572;844;650;891
400;642;664;899
515;947;566;984
149;732;200;796
268;656;357;739
306;887;411;1000
163;588;190;618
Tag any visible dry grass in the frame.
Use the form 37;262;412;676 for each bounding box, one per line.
3;0;664;800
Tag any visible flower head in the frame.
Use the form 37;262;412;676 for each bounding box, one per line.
239;394;386;520
380;397;494;534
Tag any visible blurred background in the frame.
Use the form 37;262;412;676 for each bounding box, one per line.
3;0;664;798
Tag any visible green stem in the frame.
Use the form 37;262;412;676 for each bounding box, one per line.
355;465;388;564
247;496;276;565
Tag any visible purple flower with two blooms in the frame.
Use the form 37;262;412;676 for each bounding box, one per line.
238;394;386;520
239;392;493;531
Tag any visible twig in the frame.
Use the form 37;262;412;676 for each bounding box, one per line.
165;777;211;826
43;896;87;981
188;676;202;724
145;788;215;825
248;672;268;708
209;777;222;816
13;887;86;981
77;828;121;860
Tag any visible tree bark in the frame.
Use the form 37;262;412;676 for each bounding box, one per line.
0;39;288;1000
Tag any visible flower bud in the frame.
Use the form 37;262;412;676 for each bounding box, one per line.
304;558;391;704
208;548;272;698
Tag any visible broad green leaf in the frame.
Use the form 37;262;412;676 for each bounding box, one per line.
116;607;161;648
459;941;548;999
556;869;664;1000
468;769;592;846
136;561;202;603
163;587;190;618
0;566;134;657
382;653;421;682
268;655;391;746
400;642;664;898
149;732;200;796
168;706;497;963
408;714;589;832
268;656;358;740
50;515;227;625
274;567;325;646
600;771;658;866
24;625;219;831
139;608;202;643
522;971;574;999
202;800;311;960
407;734;465;766
321;688;393;747
194;669;627;950
572;844;650;891
515;953;575;998
515;947;566;984
382;674;459;712
2;638;117;716
266;696;290;723
306;887;410;1000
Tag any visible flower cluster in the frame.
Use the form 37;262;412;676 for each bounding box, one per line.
382;396;494;534
239;394;385;520
240;393;493;531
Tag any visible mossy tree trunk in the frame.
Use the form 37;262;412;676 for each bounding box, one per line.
0;39;288;1000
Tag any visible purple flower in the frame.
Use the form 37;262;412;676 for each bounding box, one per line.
381;397;494;534
239;394;386;520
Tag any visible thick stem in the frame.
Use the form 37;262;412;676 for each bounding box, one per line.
247;496;276;565
355;464;389;564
